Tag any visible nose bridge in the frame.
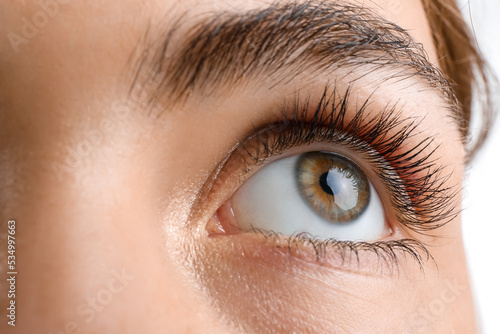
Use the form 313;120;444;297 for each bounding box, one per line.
0;115;146;323
8;146;124;285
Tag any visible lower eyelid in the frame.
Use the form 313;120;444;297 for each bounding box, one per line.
203;228;430;276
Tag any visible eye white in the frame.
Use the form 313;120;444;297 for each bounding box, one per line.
231;154;386;241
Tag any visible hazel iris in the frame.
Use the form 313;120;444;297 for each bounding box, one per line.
295;152;370;222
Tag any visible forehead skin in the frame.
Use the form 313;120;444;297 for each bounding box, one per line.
0;1;475;333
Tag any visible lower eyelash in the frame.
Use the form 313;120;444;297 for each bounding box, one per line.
249;228;433;272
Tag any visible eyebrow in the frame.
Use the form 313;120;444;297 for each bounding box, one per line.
130;1;461;129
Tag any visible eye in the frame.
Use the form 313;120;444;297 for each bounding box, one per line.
226;150;389;241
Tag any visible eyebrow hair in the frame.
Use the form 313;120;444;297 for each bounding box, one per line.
131;1;462;131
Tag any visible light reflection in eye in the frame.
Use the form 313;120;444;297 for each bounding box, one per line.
230;151;388;241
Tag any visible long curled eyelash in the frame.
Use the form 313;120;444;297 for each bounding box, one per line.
250;228;433;272
238;85;460;235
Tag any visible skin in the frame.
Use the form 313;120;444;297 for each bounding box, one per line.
0;0;477;333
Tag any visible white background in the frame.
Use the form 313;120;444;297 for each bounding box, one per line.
459;0;500;333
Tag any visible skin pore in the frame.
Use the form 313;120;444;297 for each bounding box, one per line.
0;0;478;333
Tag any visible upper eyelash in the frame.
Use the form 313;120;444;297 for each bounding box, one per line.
237;85;460;235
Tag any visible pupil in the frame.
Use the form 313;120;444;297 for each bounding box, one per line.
319;172;334;195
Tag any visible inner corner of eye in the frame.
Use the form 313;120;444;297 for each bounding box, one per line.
207;151;392;242
205;200;241;237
